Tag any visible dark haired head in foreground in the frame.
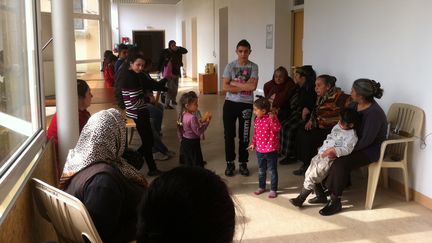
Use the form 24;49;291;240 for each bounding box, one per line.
137;166;236;243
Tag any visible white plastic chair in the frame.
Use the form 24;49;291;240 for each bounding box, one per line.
365;103;424;209
31;178;103;243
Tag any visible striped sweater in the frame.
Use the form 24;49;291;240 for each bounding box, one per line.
121;70;147;119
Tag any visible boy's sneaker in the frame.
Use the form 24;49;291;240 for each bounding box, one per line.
268;190;278;198
254;188;265;195
239;163;250;176
225;162;235;177
153;152;169;161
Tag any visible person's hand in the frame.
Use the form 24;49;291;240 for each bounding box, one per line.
302;107;310;121
322;148;337;159
247;144;255;151
269;111;275;118
304;120;313;130
271;107;279;114
201;112;212;122
230;81;240;87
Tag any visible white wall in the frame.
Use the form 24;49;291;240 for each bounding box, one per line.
116;0;287;92
227;0;275;92
176;0;277;91
118;4;176;45
176;0;215;79
304;0;432;197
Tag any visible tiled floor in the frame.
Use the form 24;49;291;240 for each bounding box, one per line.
88;74;432;243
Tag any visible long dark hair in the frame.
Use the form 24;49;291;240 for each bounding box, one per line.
77;79;89;98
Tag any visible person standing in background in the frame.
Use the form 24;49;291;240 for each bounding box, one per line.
114;44;128;73
158;40;188;109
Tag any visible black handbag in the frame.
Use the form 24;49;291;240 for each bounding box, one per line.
122;148;144;170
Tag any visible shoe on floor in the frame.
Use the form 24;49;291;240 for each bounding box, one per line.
164;105;174;109
171;100;178;105
308;196;328;204
254;188;265;195
319;199;342;216
147;169;163;177
225;162;235;177
239;163;250;176
268;190;277;198
153;152;169;161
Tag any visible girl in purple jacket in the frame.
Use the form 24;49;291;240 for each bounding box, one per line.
177;91;212;167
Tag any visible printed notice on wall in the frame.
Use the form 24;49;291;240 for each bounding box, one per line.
266;24;273;49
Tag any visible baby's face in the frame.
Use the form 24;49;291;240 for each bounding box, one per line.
339;120;354;130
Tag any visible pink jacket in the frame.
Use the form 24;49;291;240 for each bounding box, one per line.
251;114;281;153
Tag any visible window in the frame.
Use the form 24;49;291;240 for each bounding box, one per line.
41;0;102;74
0;1;42;173
0;0;44;223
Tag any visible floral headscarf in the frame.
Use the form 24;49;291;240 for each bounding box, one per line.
59;108;147;188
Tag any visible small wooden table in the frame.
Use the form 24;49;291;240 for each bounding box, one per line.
199;73;217;94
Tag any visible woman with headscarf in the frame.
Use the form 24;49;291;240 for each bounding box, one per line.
319;79;386;216
60;108;147;243
263;66;296;121
279;65;317;164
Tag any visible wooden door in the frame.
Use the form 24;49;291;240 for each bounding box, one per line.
292;10;304;73
132;30;165;72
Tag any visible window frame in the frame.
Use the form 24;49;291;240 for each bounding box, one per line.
0;0;46;225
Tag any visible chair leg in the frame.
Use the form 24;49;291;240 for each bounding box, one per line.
382;168;389;189
365;162;381;210
129;128;135;145
402;164;410;201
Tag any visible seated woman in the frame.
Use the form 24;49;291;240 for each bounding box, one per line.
60;108;148;243
137;166;236;243
319;79;386;216
47;79;92;178
293;75;345;175
279;65;317;164
263;66;296;121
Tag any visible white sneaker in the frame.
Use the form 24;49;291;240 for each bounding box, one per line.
153;152;169;161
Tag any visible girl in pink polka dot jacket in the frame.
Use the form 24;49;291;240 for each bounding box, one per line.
248;98;281;198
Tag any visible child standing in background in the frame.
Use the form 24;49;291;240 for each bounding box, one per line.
248;98;281;198
178;91;212;167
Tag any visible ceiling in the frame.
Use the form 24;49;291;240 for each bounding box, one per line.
113;0;181;4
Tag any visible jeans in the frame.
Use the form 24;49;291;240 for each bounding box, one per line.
256;151;278;191
146;104;163;134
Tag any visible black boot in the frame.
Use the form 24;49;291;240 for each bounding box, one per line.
319;195;342;216
289;187;312;207
308;183;328;204
225;161;235;177
239;163;250;176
